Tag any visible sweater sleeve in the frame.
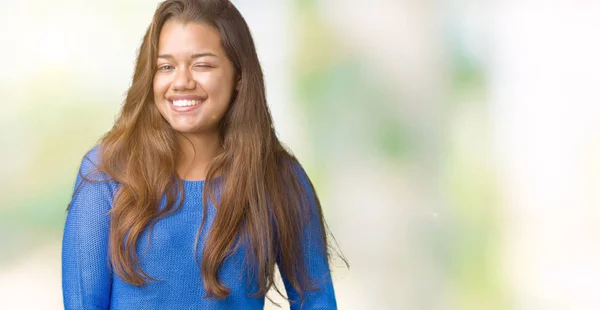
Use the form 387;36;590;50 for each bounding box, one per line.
62;146;114;310
279;164;337;310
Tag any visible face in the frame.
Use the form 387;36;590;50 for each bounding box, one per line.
153;19;237;134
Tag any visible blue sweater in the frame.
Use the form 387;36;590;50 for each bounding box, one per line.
62;146;336;309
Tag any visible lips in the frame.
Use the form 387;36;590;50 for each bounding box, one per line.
168;99;205;112
167;95;205;101
166;95;206;112
172;99;201;107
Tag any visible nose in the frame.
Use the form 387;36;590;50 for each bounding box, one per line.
171;67;196;91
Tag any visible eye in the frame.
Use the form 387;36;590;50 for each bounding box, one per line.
157;64;174;72
193;63;213;68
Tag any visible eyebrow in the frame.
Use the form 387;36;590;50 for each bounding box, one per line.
157;53;219;60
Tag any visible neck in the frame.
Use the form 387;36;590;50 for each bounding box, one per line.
177;131;221;181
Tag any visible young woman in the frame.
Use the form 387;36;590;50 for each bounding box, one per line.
61;0;343;309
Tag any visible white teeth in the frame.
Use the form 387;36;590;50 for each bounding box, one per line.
172;99;201;107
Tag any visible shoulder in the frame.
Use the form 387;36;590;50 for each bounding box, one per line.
76;144;115;184
288;158;312;188
282;157;316;200
68;145;117;220
79;145;100;171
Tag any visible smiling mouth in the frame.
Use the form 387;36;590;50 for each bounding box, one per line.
171;99;202;107
168;98;205;113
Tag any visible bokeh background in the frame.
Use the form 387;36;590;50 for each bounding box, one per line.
1;0;600;309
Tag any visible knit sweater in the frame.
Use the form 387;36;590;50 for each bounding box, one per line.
62;146;336;309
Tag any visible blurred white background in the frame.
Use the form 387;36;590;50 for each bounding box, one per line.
1;0;599;309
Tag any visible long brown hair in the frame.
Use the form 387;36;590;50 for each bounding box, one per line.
74;0;345;302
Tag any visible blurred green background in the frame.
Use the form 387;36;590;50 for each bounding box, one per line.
2;1;600;309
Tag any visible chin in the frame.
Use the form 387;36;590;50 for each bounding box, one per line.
168;121;214;134
171;124;201;133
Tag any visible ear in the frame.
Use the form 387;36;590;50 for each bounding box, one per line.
235;77;241;92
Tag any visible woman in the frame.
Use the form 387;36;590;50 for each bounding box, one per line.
62;0;344;309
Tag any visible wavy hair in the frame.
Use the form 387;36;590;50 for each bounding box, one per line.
71;0;345;303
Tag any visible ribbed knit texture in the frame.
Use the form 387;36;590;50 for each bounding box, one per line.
62;146;336;309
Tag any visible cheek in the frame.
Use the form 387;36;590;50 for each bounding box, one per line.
153;76;169;98
199;71;234;100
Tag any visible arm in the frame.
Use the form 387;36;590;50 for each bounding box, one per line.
279;164;337;310
62;147;114;310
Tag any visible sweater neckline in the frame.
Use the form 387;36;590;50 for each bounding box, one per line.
180;174;223;187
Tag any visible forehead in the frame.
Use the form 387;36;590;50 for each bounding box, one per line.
157;19;224;55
